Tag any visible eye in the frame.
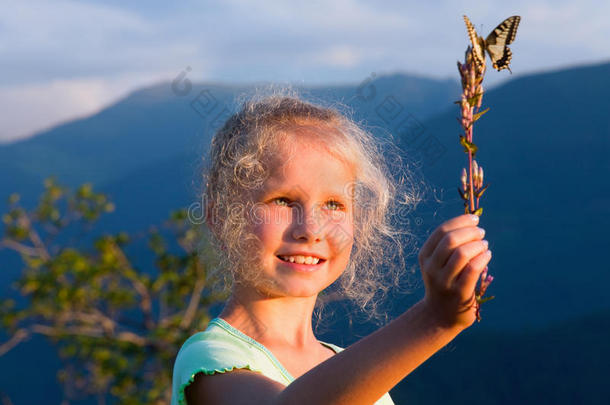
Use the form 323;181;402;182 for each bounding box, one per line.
325;199;345;211
272;197;290;207
271;197;345;211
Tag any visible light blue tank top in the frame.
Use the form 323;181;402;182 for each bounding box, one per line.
171;317;395;405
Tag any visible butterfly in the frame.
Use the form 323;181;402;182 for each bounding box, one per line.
463;15;521;73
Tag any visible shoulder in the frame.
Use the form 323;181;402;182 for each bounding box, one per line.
171;321;263;405
184;367;285;405
175;326;253;368
170;319;286;405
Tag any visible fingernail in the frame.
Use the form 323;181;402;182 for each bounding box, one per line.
469;214;479;222
482;239;489;248
478;228;486;237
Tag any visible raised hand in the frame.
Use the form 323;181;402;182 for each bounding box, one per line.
417;214;492;330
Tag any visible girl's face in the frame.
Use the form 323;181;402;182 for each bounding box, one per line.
245;136;355;298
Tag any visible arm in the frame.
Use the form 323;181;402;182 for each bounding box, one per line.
275;299;461;404
186;214;491;405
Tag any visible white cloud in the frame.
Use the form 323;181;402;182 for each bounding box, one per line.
310;45;363;68
0;0;157;83
0;0;609;142
0;71;175;143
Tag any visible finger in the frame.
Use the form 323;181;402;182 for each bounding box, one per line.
427;225;485;278
443;239;489;289
453;248;493;298
419;214;480;261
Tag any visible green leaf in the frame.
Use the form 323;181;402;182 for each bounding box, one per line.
8;193;20;205
76;183;93;198
466;93;482;107
476;295;495;304
43;176;58;189
457;187;468;201
472;107;490;122
170;209;187;221
459;135;478;156
475;183;489;198
115;232;129;245
463;204;470;215
8;226;28;241
473;207;483;216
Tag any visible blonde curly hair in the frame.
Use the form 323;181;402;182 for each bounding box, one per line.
199;88;424;326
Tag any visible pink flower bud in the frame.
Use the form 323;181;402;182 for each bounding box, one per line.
478;166;484;188
472;160;479;184
461;168;467;189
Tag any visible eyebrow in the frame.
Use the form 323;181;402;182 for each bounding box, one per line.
259;185;351;202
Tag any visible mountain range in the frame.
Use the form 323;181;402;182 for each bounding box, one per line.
1;62;608;404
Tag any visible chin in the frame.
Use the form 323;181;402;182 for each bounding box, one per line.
255;277;324;299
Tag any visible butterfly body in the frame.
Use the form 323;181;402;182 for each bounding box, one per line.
463;15;521;73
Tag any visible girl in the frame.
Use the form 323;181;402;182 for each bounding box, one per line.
171;93;492;405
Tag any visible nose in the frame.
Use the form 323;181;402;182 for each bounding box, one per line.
290;203;324;242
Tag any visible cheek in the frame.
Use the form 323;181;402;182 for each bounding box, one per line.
250;204;291;227
327;217;354;256
250;213;286;245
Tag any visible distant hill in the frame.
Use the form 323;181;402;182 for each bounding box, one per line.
388;309;610;405
0;73;459;207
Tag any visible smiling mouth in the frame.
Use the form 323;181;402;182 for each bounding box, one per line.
276;255;326;265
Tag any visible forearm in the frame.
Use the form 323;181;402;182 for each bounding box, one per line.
273;300;463;405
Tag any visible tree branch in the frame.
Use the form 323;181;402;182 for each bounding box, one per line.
0;329;30;356
179;256;206;329
0;238;41;257
108;240;154;330
58;310;117;335
30;323;152;347
21;215;51;261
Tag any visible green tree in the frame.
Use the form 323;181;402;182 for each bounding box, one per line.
0;177;227;404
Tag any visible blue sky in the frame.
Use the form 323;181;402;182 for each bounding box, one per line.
1;0;608;143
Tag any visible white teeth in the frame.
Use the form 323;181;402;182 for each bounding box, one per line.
280;255;320;265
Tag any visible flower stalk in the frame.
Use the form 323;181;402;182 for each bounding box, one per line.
457;46;494;321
